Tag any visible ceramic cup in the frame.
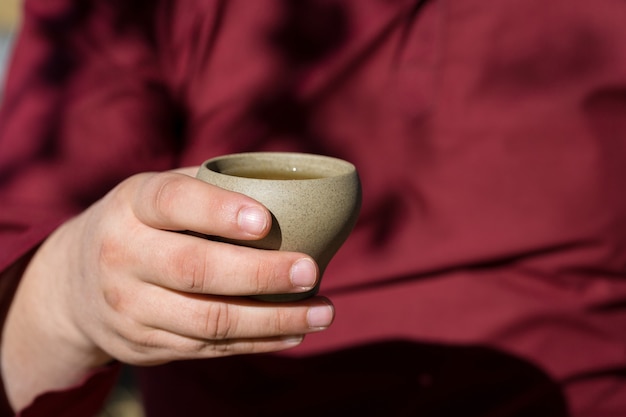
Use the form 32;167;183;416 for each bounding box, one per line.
195;152;362;302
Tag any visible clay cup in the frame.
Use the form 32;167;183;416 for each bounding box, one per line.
196;152;362;301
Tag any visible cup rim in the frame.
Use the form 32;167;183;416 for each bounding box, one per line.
202;152;356;181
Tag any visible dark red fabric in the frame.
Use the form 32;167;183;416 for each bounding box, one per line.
19;366;120;417
1;0;626;415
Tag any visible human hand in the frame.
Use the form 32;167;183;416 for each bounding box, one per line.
1;168;334;410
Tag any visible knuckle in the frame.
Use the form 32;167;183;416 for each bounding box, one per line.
176;339;209;355
271;310;290;336
150;174;185;222
253;263;271;294
176;246;211;292
97;233;126;269
111;324;159;357
206;340;235;356
129;331;161;354
120;329;204;364
176;338;235;358
102;285;125;313
204;302;235;340
251;257;280;294
124;337;169;366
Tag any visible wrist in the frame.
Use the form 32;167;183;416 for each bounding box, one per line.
1;222;111;411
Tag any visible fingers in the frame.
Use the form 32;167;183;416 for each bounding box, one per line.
102;286;334;364
113;284;334;341
129;172;271;239
106;171;319;296
121;333;307;365
87;169;333;366
116;226;318;296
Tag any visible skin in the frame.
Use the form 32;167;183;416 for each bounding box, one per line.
0;168;334;412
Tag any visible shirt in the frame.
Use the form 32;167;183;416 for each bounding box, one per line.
1;0;626;415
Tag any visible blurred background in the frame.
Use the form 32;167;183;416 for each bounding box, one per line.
0;0;19;97
0;1;143;416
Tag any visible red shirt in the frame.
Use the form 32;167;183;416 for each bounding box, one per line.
1;0;626;415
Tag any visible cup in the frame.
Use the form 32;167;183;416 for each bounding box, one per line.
195;152;361;302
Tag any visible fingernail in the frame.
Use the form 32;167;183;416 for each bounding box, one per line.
238;206;268;236
307;304;334;329
282;335;305;345
290;258;317;289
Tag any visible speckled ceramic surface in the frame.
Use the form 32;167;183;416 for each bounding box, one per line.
196;152;362;301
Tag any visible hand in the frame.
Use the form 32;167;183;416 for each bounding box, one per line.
1;168;334;411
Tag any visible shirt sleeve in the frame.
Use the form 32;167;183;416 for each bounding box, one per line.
0;0;180;414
